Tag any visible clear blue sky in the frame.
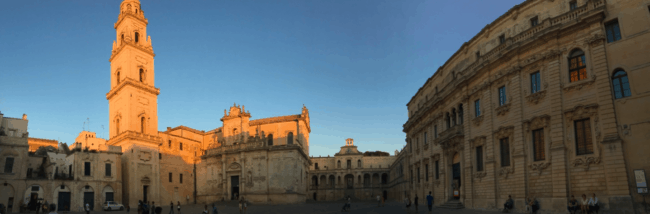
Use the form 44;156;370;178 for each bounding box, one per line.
0;0;524;157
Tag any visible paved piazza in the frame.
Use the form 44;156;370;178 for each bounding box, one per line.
52;201;505;214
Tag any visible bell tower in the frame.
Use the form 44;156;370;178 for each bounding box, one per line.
107;0;159;144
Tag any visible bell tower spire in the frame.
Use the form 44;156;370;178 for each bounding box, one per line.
107;0;159;145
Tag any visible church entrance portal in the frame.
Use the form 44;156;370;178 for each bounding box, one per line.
231;176;239;200
142;185;148;203
452;153;461;200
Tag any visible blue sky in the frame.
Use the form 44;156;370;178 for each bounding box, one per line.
0;0;524;157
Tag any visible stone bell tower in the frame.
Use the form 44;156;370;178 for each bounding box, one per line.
106;0;161;208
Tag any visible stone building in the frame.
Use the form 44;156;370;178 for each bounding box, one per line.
307;138;395;201
1;112;123;213
400;0;650;213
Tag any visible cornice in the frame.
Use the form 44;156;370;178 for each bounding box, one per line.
106;77;160;100
114;12;148;29
109;42;155;62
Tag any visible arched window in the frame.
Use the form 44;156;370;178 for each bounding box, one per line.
568;49;587;82
458;104;464;124
337;160;341;168
612;69;631;99
134;32;139;43
139;69;144;82
445;112;451;128
140;117;145;133
267;134;273;146
121;34;124;42
287;132;293;145
116;119;120;135
357;160;361;168
116;72;120;84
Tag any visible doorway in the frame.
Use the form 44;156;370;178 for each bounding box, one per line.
57;192;71;211
84;192;94;211
383;190;387;200
231;176;239;200
29;193;38;210
313;193;317;201
143;186;148;203
452;152;461;200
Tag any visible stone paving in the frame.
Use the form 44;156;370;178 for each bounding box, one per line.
46;201;507;214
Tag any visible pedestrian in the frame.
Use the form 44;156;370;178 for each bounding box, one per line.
48;204;57;214
150;202;155;214
567;195;578;214
169;202;174;214
238;197;243;214
426;191;434;214
154;207;162;214
176;202;180;214
588;193;599;214
127;205;130;213
202;205;208;214
85;203;90;214
211;203;218;214
243;197;248;214
503;195;514;213
142;202;148;214
414;194;419;212
377;195;381;207
382;195;385;207
341;196;350;212
404;196;411;212
137;201;142;214
580;194;589;214
36;200;41;214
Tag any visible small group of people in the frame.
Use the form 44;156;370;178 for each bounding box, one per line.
136;201;159;214
376;194;385;207
202;203;219;214
501;193;600;214
402;192;434;213
341;196;351;212
568;193;599;214
168;201;181;214
238;196;248;214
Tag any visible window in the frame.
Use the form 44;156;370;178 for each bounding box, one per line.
140;117;146;133
287;132;293;145
612;69;631;99
32;186;39;191
531;72;541;93
569;49;587;82
68;165;72;177
121;34;124;41
116;72;121;84
159;153;161;159
451;109;457;126
315;163;319;170
337;160;341;168
4;157;14;173
434;125;438;139
410;170;413;184
139;69;145;82
500;138;511;167
424;132;427;144
168;140;171;148
116;118;120;135
435;161;439;179
84;162;91;176
499;34;506;44
425;164;429;181
575;119;594;155
458;104;463;124
476;146;484;171
180;143;183;151
135;32;139;43
498;86;507;106
105;163;111;177
445;113;451;128
267;134;273;146
417;167;421;183
358;160;361;168
570;1;578;10
532;129;545;161
180;174;183;183
347;160;351;169
531;16;539;27
169;173;173;182
476;51;480;60
474;99;481;117
605;20;622;43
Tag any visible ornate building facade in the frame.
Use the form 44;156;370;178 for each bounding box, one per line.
307;138;395;201
399;0;650;213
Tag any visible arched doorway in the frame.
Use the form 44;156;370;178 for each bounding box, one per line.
23;185;44;211
81;185;95;211
452;152;461;200
1;184;15;212
102;186;114;203
383;190;388;200
54;185;71;212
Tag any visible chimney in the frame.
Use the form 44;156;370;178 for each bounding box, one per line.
22;114;27;120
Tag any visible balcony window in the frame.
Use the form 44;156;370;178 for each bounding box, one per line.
499;34;505;44
476;146;484;171
531;72;541;93
498;86;507;106
533;129;545;161
568;49;587;82
570;1;578;10
105;163;111;177
474;99;481;117
84;162;91;176
575;119;594;155
530;16;539;27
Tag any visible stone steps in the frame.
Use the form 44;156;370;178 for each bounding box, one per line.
437;200;465;209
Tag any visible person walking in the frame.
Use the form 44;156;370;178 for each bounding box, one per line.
414;194;419;212
143;202;149;214
426;191;434;214
176;202;181;214
243;197;248;214
238;197;244;214
202;205;208;214
85;203;90;214
404;196;411;213
150;202;155;214
127;205;130;214
36;200;42;214
377;195;381;207
169;202;174;214
137;201;142;214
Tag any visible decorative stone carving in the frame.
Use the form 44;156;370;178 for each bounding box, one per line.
585;33;606;47
529;162;551;176
493;126;514;139
544;48;565;61
435;180;441;187
138;151;151;162
474;171;487;180
441;136;464;156
432;154;441;162
563;75;597;91
499;167;514;179
495;103;511;116
525;90;547;104
573;156;601;171
523;114;550;131
472;115;484;127
564;103;598;121
469;136;486;147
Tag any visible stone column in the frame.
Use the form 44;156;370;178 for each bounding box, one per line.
222;155;226;200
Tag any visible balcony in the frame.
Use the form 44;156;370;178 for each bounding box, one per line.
53;173;74;180
438;125;464;143
107;130;162;145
